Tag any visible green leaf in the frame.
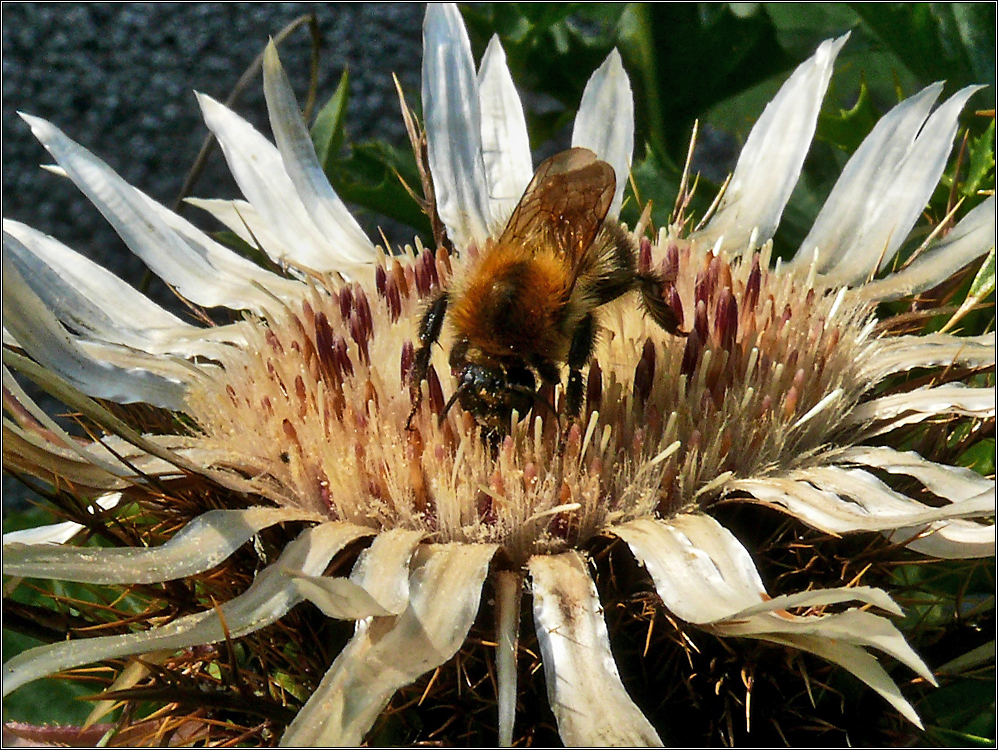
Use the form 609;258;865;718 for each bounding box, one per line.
641;4;793;156
309;64;433;238
627;145;682;228
481;4;533;43
937;641;997;677
963;117;996;199
763;3;860;56
942;246;995;333
324;140;431;239
466;3;624;49
959;438;996;477
311;68;351;173
848;3;996;89
2;504;60;535
507;3;585;36
969;246;996;299
2;632;94;724
461;3;627;148
926;726;997;748
920;677;997;740
816;80;880;153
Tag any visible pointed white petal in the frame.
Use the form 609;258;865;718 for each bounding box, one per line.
800;466;994;520
3;219;186;337
572;49;635;216
2;522;371;698
856;195;996;301
422;2;491;249
614;515;930;727
612;515;765;623
1;493;121;546
850;384;995;433
4;421;184;494
3;367;153;478
5;224;242;360
137;188;305;304
729;469;992;536
859;331;995;381
280;542;496;747
792;82;944;274
839;446;994;503
20;114;299;312
729;477;888;534
813;86;984;283
836;444;994;558
77;338;202;384
5;354;238;494
3;260;188;410
731;585;902;619
758;633;924;728
478;36;533;226
892;517;996;559
4;424;128;493
185;197;288;258
290;575;395;619
717;605;934;686
3;329;20;348
0;226;266;365
3;507;319;583
348;528;425;615
199;93;363;273
262;42;376;267
529;551;663;747
695;35;849;253
854;84;983;276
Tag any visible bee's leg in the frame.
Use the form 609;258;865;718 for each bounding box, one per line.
636;271;687;338
566;313;597;419
407;291;448;429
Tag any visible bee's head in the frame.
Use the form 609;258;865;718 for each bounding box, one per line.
448;341;536;437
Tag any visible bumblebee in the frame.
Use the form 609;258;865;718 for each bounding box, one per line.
408;147;684;438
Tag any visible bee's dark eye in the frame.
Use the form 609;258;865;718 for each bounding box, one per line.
458;365;501;393
455;362;537;434
506;366;535;392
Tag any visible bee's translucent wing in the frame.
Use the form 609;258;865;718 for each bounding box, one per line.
498;147;615;271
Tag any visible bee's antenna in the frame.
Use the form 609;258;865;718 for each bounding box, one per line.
438;384;466;426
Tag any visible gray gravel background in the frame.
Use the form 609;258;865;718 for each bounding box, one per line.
3;3;425;308
2;3;426;510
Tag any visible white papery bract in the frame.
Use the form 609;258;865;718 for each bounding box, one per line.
3;3;994;747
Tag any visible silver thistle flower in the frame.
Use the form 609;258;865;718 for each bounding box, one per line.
3;4;995;746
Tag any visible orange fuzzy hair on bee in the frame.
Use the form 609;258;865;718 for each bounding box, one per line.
449;246;577;362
